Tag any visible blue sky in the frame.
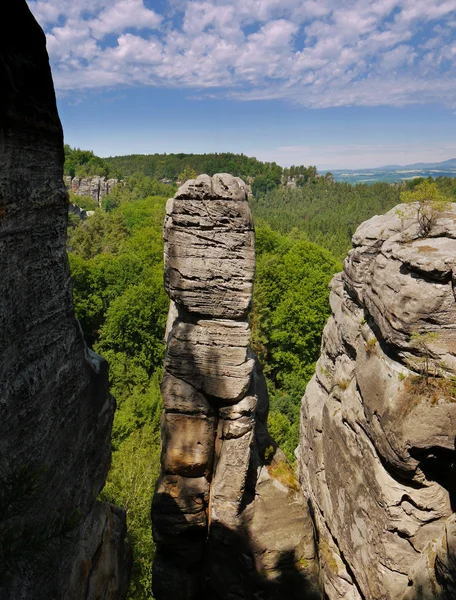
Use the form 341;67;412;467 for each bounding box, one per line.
27;0;456;169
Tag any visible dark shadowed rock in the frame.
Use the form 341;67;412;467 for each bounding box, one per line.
0;3;129;598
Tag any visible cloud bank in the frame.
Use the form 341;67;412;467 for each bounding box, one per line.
27;0;456;108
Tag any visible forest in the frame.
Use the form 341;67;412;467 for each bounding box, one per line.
64;146;320;196
66;147;456;599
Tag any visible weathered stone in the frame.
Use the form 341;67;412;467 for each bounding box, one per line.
164;173;255;318
161;372;214;415
299;202;456;599
153;174;320;600
65;175;123;204
160;413;216;477
165;319;255;401
65;503;131;600
404;514;456;600
0;4;128;597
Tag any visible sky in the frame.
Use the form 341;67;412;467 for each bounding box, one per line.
26;0;456;169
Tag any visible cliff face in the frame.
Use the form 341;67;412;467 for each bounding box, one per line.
299;203;456;599
0;3;129;598
64;176;121;206
152;174;320;600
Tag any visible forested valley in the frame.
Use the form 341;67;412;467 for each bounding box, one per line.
66;147;456;599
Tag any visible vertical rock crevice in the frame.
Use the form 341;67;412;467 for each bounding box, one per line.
152;173;320;600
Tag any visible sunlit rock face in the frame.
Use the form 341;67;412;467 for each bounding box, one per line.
0;3;129;598
299;203;456;600
64;175;121;206
152;174;320;600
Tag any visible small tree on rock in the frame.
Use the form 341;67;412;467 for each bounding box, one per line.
410;331;440;381
400;181;451;236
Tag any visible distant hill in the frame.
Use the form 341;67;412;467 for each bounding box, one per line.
365;158;456;171
331;158;456;184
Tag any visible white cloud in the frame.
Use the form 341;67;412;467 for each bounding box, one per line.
26;0;456;108
89;0;162;39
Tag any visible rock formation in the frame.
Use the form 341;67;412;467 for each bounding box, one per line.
299;203;456;599
69;201;95;220
152;174;320;600
64;175;121;206
0;3;129;598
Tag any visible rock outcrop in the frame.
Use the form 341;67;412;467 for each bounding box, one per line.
64;175;121;206
0;3;129;598
152;174;320;600
69;201;95;220
299;203;456;599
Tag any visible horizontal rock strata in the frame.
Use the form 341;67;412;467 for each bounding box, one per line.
299;203;456;599
153;174;320;600
0;3;129;598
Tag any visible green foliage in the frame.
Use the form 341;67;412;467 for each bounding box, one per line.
177;165;198;182
96;283;168;374
252;224;340;461
400;180;451;236
68;190;98;211
251;180;401;260
67;193;169;599
64;144;120;179
104;151;286;181
66;158;434;593
251;173;280;197
101;422;161;600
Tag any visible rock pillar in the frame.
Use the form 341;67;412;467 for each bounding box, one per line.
0;3;129;598
152;174;319;600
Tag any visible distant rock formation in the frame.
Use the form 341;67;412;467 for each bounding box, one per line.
69;202;95;220
0;3;129;598
64;175;121;206
152;174;320;600
299;203;456;599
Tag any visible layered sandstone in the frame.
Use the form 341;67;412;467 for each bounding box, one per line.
299;203;456;599
0;3;129;598
64;175;121;206
152;174;319;600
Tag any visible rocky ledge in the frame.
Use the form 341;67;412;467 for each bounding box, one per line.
152;174;320;600
299;203;456;600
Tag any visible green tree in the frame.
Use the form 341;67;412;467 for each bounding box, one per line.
96;282;168;375
177;165;198;182
401;180;451;236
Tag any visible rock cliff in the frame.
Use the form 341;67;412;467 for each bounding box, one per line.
0;3;129;598
299;203;456;599
64;175;121;207
152;174;320;600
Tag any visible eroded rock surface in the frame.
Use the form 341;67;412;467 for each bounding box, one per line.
64;175;121;206
152;174;320;600
299;203;456;599
0;3;129;598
